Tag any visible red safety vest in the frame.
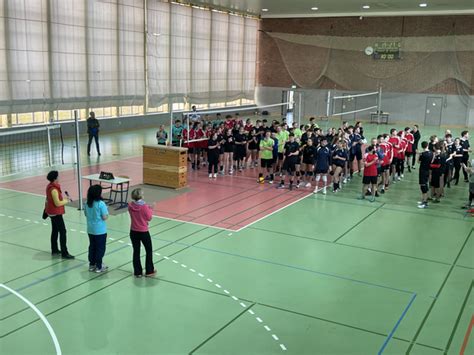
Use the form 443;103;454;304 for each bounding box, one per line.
45;182;65;216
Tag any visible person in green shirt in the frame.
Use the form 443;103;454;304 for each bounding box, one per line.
292;122;302;139
258;130;275;184
275;125;288;173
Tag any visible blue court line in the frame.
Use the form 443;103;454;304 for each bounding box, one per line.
152;236;417;295
0;244;129;299
378;292;417;354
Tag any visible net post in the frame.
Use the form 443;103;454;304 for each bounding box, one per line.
74;110;83;210
46;125;53;166
297;91;302;126
377;86;383;124
169;100;173;146
326;90;331;117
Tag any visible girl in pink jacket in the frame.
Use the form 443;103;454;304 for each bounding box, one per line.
128;188;156;278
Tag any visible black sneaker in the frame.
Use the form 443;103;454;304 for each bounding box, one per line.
62;254;75;259
375;191;380;197
380;189;385;194
51;250;61;256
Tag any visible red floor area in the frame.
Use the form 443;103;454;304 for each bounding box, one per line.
0;158;313;231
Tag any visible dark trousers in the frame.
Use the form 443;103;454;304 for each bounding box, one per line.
411;149;418;167
208;154;219;174
462;156;469;180
130;230;154;275
453;159;461;184
50;215;68;255
88;233;107;269
87;134;100;154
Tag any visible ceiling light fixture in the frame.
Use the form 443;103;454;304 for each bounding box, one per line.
261;8;268;12
311;7;318;11
362;5;370;9
419;3;428;7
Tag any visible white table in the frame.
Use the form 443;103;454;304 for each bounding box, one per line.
83;174;131;209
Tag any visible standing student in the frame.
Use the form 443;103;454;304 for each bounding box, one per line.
247;128;259;168
223;128;235;174
84;185;109;273
258;130;274;184
156;125;168;145
314;138;331;194
430;143;443;203
418;141;433;209
278;133;300;190
128;188;156;278
360;145;378;202
461;160;474;208
302;138;317;188
404;127;414;172
349;126;364;178
412;125;421;169
275;126;288;173
87;111;101;156
171;120;184;146
207;132;220;179
452;138;464;185
331;139;347;192
45;171;74;259
233;126;247;171
379;134;392;193
388;129;402;181
460;131;471;182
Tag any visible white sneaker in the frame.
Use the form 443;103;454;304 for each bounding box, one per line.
322;187;327;195
209;174;212;179
213;173;217;178
417;203;428;209
229;169;234;175
401;174;404;178
313;188;318;194
95;265;108;273
397;176;401;181
342;178;347;184
305;182;311;188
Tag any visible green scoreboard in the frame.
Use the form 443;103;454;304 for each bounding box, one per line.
373;41;401;60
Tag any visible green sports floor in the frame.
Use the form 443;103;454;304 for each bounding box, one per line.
0;121;473;355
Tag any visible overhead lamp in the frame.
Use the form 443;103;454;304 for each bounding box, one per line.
362;5;370;9
311;7;318;11
261;8;269;12
419;3;428;7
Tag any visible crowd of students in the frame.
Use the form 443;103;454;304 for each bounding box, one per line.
166;113;472;209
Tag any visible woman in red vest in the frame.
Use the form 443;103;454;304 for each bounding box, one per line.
45;171;74;259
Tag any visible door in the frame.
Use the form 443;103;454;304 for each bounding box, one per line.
424;97;443;126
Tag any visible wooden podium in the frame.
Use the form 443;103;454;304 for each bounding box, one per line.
143;145;188;189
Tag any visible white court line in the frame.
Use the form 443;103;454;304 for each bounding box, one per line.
272;334;279;341
280;344;287;351
151;213;234;232
0;284;62;355
264;325;271;331
0;187;44;198
256;317;263;323
234;191;313;232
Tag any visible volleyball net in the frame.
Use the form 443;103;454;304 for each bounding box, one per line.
0;125;64;177
327;87;382;121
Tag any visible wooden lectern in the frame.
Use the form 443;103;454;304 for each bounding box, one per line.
142;145;188;189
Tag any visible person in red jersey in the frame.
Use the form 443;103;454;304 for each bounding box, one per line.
224;115;235;131
404;127;415;173
398;130;408;179
388;128;402;182
359;145;379;202
379;134;393;193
